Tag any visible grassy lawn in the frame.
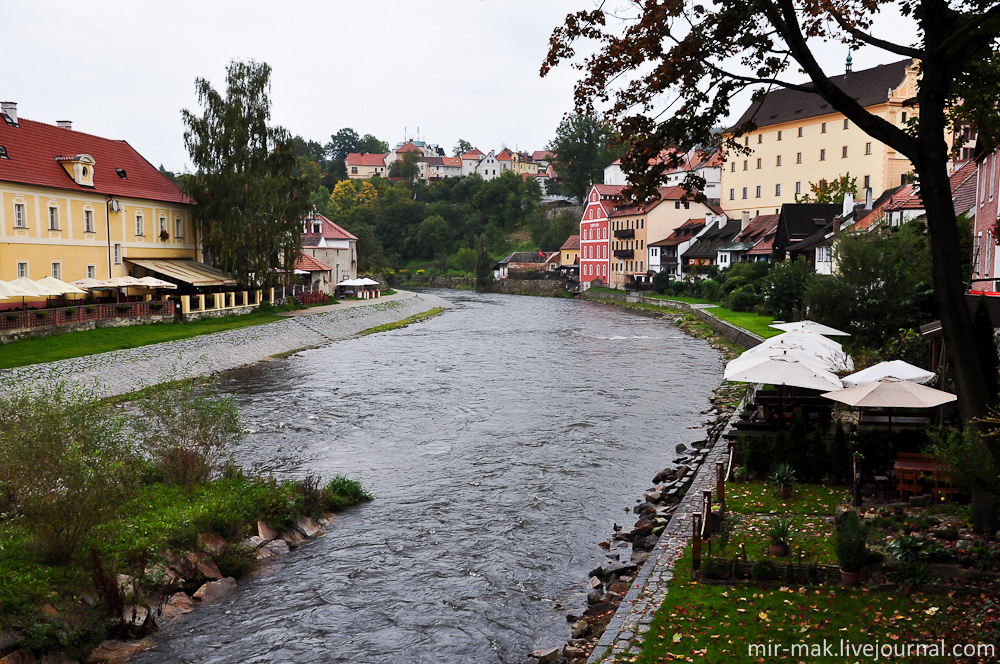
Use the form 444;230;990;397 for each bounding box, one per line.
0;310;284;369
644;293;716;305
632;479;998;662
706;306;782;338
635;546;980;663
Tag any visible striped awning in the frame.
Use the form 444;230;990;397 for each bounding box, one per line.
126;259;237;287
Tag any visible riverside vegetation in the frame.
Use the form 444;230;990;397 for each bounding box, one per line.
0;380;372;661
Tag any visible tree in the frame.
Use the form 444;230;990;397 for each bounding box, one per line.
181;60;310;288
762;258;813;320
328;128;360;160
388;152;421;181
474;236;494;291
454;139;474;157
794;174;859;204
543;2;1000;460
357;134;389;155
546;114;622;202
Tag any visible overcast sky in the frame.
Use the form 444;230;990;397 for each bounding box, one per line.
7;1;916;173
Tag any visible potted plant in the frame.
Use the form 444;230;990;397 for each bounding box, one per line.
766;517;792;557
159;229;170;241
769;462;798;499
835;510;869;586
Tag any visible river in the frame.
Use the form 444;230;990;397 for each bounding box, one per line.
132;290;722;664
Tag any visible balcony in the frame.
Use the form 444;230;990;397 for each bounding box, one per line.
614;228;634;239
614;249;634;259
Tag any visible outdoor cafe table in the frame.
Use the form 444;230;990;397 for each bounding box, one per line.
894;455;955;501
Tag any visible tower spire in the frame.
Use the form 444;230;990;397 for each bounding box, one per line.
846;50;853;75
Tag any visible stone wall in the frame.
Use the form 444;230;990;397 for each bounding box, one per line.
491;279;571;296
183;306;258;322
0;314;175;344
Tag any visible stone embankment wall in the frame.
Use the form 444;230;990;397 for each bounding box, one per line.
2;292;450;399
582;290;764;348
0;313;175;343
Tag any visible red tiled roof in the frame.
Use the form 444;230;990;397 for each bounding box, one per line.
532;150;554;162
295;253;332;272
302;212;358;241
461;149;485;159
346;153;386;167
440;156;462;167
735;214;779;242
747;236;776;255
609;186;702;217
655;218;707;246
0;117;193;204
560;234;580;251
882;184;923;211
950;160;978;216
496;149;513;161
396;142;421;154
593;184;626;197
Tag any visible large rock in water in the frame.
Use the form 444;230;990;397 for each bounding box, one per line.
192;577;237;604
157;592;196;625
185;552;222;580
256;521;279;541
0;651;36;664
294;515;323;538
528;647;561;663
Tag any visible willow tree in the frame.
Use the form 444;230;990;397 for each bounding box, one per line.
543;1;1000;452
182;60;310;288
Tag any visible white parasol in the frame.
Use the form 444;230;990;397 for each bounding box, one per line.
136;276;178;289
36;276;87;295
841;360;935;388
725;354;844;392
742;331;854;372
770;320;851;336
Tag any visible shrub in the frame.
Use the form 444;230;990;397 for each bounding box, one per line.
64;307;77;316
652;270;672;294
751;559;778;581
726;284;759;312
721;275;748;296
132;379;244;486
85;305;96;313
835;511;869;573
322;476;373;510
742;435;773;480
696;278;721;302
34;311;47;319
0;385;140;563
806;429;830;483
669;280;686;295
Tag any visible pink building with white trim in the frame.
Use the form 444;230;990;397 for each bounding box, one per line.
579;184;624;288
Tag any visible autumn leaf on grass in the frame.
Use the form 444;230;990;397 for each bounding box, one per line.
925;607;939;616
673;632;683;642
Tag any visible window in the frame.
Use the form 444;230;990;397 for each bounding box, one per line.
675;201;681;209
175;217;183;238
742;187;748;199
17;262;27;278
775;183;781;196
777;130;782;141
757;134;762;144
901;111;907;123
901;174;907;186
84;209;94;233
796;152;802;164
351;167;358;174
820;149;826;161
136;214;144;236
776;155;782;167
795;181;802;195
744;136;749;146
729;188;735;201
159;217;166;234
743;160;748;171
731;162;736;172
865;142;872;155
114;244;122;265
756;158;761;169
821;122;827;133
755;185;761;198
0;146;7;159
87;265;96;279
843;119;849;130
797;127;803;137
842;146;848;158
817;246;831;262
14;203;25;228
864;175;870;189
51;263;61;279
48;207;59;230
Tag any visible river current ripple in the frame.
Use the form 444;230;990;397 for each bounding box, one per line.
132;290;722;664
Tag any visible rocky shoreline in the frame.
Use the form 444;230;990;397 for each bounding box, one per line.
0;515;336;664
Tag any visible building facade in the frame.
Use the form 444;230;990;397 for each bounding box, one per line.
579;184;624;287
0;103;196;304
301;211;358;287
721;59;926;219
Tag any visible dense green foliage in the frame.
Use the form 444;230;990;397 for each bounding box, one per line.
546;113;622;202
181;60;311;288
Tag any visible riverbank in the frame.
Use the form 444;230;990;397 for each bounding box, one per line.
0;290;450;398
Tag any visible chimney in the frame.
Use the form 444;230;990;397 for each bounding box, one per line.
841;192;854;217
833;218;841;235
741;210;751;230
1;101;16;124
865;187;873;208
56;120;72;130
705;212;712;225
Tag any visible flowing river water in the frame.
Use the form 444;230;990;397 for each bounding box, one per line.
132;290;723;664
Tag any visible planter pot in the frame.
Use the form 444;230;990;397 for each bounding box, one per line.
840;569;862;587
769;542;789;557
778;488;792;499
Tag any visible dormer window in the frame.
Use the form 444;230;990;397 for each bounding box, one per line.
312;221;322;234
55;154;96;187
116;168;127;179
0;146;8;159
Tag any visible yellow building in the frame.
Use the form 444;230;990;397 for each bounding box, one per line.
721;59;927;218
0;104;196;305
608;187;720;288
559;234;579;266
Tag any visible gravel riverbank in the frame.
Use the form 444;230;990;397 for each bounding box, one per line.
0;291;450;398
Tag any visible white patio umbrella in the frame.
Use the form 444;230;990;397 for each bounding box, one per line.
102;275;144;301
770;320;851;336
0;280;32;299
36;276;87;295
136;276;177;289
822;377;956;432
725;354;844;392
725;348;838;380
841;360;935;388
71;277;110;290
743;331;854;372
7;277;61;309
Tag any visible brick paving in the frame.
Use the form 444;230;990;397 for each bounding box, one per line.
0;291;449;399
